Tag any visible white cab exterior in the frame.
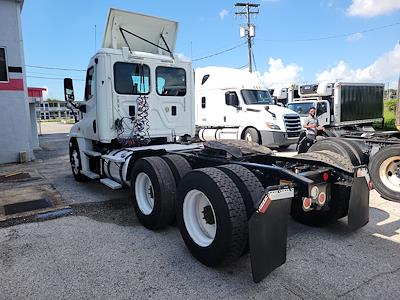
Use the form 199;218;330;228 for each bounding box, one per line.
195;67;302;147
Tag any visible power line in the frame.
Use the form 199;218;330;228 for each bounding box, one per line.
192;42;246;61
257;21;400;43
27;75;85;81
25;65;86;72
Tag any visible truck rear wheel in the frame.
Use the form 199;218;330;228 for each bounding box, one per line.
308;138;361;166
130;157;176;230
218;164;264;255
217;164;264;217
369;145;400;202
69;139;88;182
162;154;192;187
176;168;248;266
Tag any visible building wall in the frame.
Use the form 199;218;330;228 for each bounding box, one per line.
0;0;34;163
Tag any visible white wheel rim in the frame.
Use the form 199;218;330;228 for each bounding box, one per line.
245;132;252;141
71;150;80;175
183;189;217;247
135;172;155;215
379;156;400;192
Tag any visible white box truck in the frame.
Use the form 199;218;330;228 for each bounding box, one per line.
195;67;302;148
63;8;373;283
287;82;400;202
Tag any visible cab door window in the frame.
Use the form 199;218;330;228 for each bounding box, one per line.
317;102;328;116
84;67;95;100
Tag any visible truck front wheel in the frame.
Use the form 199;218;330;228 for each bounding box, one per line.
69;139;87;182
130;157;176;229
176;168;248;266
369;145;400;202
243;128;260;144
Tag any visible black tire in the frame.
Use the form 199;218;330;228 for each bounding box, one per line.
308;138;360;166
341;139;369;164
162;155;192;187
130;157;176;230
176;168;248;266
368;145;400;202
162;155;192;225
295;150;354;173
217;164;264;218
243;127;260;144
69;139;88;182
218;164;264;255
291;151;351;226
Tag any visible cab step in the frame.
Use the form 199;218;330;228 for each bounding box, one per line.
83;150;102;157
81;170;100;179
100;178;122;190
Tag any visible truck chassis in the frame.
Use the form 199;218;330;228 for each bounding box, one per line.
69;138;370;283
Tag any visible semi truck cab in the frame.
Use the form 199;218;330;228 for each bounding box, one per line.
67;9;195;149
195;67;302;148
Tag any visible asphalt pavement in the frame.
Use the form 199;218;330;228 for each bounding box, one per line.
0;123;399;299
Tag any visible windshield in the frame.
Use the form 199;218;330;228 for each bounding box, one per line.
287;102;316;117
241;89;273;105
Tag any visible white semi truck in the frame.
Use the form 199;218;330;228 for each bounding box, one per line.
64;8;373;283
195;67;302;148
286;82;400;202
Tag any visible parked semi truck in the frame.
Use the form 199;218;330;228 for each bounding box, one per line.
287;82;400;202
64;8;373;282
195;67;302;148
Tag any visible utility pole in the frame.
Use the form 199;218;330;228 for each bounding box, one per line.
235;2;259;73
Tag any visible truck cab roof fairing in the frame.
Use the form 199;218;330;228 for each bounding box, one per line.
102;8;178;55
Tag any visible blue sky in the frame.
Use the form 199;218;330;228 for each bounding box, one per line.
22;0;400;100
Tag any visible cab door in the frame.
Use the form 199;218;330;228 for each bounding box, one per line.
224;91;244;127
317;100;330;127
82;66;99;140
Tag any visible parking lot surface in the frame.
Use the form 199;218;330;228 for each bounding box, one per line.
0;123;399;299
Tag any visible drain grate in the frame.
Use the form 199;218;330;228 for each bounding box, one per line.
0;172;31;183
3;198;53;215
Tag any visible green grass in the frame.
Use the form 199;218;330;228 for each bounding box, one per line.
382;109;396;131
373;101;397;131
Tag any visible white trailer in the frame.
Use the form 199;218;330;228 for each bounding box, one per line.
195;67;302;148
64;8;373;283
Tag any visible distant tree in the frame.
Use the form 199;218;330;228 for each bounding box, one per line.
386;99;398;112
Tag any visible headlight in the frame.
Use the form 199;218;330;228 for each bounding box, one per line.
266;122;281;130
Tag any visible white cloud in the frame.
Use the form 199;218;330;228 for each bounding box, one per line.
316;43;400;83
219;9;228;20
347;0;400;17
347;32;363;42
258;58;303;88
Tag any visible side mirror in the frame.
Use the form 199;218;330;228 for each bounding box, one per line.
64;78;75;102
225;92;239;107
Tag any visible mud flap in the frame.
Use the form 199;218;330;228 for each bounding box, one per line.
249;185;293;283
348;167;371;230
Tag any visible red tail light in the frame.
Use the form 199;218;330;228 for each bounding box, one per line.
323;172;329;182
302;197;312;210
